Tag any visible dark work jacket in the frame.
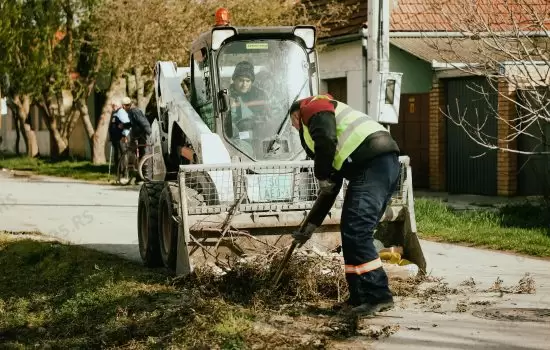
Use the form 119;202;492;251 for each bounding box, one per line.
228;84;269;119
128;107;152;139
298;105;400;181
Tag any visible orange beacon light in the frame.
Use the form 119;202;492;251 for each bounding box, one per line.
215;8;230;26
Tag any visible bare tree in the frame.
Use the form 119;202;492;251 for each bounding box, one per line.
398;0;550;195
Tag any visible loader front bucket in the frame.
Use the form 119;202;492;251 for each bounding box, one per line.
174;156;426;276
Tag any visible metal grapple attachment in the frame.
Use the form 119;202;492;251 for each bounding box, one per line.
174;156;426;276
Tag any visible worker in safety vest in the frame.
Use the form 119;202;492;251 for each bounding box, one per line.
289;94;401;316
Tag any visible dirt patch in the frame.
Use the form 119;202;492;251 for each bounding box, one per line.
473;308;550;323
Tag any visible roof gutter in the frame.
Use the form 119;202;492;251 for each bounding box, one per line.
390;31;550;38
320;30;550;44
319;33;361;46
432;60;549;70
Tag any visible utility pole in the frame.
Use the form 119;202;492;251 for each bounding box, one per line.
363;0;402;126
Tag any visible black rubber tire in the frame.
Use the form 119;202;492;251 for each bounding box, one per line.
158;183;180;270
137;181;164;267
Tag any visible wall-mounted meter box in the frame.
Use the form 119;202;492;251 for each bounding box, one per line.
378;71;403;124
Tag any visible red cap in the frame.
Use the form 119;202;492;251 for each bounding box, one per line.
215;8;230;26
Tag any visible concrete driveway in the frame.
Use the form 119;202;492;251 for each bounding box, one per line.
1;170;549;349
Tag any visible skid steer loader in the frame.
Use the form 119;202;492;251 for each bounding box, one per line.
137;12;426;276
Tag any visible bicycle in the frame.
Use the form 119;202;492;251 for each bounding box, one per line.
116;139;154;186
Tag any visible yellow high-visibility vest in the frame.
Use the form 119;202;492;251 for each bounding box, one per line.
302;96;389;170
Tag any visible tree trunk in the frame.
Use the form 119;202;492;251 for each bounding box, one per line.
78;96;95;156
79;98;95;139
12;95;39;157
65;107;81;140
91;76;126;164
49;124;69;158
22;122;39;157
11;112;21;155
39;97;69;158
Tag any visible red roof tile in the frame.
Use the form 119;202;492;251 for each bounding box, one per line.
311;0;550;39
391;0;550;32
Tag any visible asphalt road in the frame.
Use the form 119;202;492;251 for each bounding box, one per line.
0;170;142;261
1;170;549;349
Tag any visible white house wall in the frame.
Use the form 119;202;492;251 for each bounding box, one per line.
318;41;366;112
318;40;436;115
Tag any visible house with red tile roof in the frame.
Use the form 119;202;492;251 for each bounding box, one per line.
313;0;550;196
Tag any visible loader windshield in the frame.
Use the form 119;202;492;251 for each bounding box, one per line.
217;39;312;161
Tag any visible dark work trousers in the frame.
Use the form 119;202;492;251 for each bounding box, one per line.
341;152;401;306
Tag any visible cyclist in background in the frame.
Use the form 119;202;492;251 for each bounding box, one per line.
109;102;131;172
121;96;152;182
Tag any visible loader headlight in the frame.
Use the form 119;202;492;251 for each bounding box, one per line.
212;28;236;50
293;26;316;49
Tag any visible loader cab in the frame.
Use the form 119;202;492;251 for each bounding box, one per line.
189;25;320;162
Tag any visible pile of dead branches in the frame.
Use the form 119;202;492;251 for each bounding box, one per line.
174;250;348;306
172;249;429;308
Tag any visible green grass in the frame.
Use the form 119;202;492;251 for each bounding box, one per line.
0;233;366;349
0;154;111;182
415;198;550;257
0;233;262;349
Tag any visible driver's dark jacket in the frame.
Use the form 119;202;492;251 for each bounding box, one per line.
298;100;400;181
228;84;269;120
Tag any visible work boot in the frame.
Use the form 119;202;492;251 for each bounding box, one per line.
349;297;395;317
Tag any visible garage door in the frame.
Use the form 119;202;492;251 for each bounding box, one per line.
516;88;550;196
391;93;430;189
445;77;498;195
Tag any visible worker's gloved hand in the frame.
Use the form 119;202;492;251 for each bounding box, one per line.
317;179;337;195
292;222;318;246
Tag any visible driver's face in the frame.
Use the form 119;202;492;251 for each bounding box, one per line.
234;76;252;94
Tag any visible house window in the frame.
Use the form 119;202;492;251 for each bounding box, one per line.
324;77;347;103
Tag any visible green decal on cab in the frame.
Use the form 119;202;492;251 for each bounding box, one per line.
246;43;269;50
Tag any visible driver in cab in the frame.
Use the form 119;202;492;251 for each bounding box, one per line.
228;61;269;132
